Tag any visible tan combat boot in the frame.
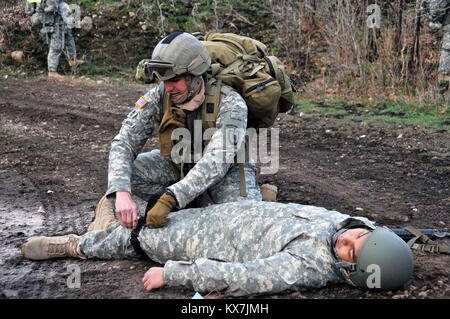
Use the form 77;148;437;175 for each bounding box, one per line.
21;234;85;260
87;195;117;232
69;59;85;67
261;184;278;202
48;71;65;80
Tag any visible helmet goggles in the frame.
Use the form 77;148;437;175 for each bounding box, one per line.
144;61;188;81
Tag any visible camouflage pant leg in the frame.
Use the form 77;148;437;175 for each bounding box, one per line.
208;163;262;204
130;149;180;200
79;223;139;259
47;29;76;71
65;29;76;61
47;29;64;72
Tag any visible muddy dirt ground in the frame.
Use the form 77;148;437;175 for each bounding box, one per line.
0;76;448;300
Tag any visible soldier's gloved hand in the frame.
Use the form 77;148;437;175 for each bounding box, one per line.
146;191;177;228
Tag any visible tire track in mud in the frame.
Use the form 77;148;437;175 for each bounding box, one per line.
0;122;100;238
0;171;44;255
0;80;122;240
0;78;153;241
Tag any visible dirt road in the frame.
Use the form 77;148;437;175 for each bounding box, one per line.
0;76;448;299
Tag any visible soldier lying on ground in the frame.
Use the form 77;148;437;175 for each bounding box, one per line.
21;200;414;297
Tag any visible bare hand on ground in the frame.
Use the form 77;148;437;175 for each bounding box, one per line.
142;267;165;291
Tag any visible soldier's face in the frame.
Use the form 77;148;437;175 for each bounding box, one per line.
335;228;371;263
164;77;187;98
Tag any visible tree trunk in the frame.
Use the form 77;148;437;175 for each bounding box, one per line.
409;0;421;71
366;0;379;62
394;0;404;53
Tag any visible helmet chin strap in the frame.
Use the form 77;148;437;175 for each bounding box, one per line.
169;74;204;105
332;226;366;285
174;77;205;111
335;260;357;272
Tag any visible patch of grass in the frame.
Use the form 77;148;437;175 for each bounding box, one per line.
294;97;449;132
295;99;318;111
296;99;347;116
79;0;116;10
434;138;449;144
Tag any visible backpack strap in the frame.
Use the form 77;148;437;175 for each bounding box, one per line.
405;226;449;254
201;78;222;131
236;157;247;197
162;88;170;115
161;78;248;199
218;55;264;79
201;78;247;197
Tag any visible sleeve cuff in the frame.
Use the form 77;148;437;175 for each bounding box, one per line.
163;260;196;289
105;185;131;198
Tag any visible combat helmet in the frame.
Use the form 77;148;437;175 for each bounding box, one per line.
335;227;414;290
140;32;211;82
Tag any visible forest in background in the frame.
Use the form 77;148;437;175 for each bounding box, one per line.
0;0;449;110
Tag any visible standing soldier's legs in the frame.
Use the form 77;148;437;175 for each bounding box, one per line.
130;149;180;200
208;163;262;204
65;29;76;61
66;29;85;67
47;30;63;73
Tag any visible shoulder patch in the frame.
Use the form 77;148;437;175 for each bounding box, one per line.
135;96;148;109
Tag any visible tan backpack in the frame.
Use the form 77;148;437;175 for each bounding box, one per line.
195;32;296;128
157;32;296;198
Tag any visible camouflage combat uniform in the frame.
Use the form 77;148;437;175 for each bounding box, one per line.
79;200;375;296
25;0;77;72
107;82;262;209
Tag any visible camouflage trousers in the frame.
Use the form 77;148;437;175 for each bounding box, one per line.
79;222;138;259
78;209;196;261
48;28;76;72
79;215;196;261
130;149;262;206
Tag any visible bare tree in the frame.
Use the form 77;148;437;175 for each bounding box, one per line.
267;0;304;69
394;0;405;53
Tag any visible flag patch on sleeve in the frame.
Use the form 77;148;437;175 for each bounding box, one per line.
135;96;148;109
